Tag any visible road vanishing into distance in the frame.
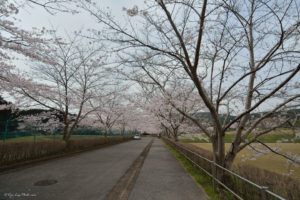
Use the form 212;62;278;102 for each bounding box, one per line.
0;138;208;200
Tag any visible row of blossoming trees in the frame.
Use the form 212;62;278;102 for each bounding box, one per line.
0;0;161;142
1;0;300;171
79;0;300;170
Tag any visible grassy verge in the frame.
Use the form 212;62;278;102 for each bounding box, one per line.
163;140;219;200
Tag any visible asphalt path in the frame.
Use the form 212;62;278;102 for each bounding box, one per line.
0;138;208;200
0;138;152;200
129;139;208;200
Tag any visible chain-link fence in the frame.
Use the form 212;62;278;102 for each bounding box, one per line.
0;120;136;143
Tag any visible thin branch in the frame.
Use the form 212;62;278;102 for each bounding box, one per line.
256;140;300;164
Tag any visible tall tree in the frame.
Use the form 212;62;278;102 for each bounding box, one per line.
89;89;125;137
8;34;106;142
82;0;300;169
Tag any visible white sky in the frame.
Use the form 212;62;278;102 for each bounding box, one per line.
9;0;299;113
16;1;145;35
12;0;146;76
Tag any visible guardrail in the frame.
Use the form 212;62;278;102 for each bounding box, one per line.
164;138;286;200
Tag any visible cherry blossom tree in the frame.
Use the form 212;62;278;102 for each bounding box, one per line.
0;0;80;92
116;112;129;136
89;88;127;137
114;103;136;136
6;34;107;142
1;2;44;88
130;82;203;141
82;0;300;170
87;91;160;137
128;110;161;134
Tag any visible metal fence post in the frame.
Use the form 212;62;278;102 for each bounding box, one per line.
261;186;268;200
211;161;216;192
53;128;56;140
3;115;13;143
193;153;197;173
34;120;41;142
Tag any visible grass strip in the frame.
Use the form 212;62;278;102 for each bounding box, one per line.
163;140;219;200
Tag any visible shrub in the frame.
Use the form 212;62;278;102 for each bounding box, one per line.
233;164;300;200
0;136;133;167
0;141;66;166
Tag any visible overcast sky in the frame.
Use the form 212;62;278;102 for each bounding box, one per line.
16;1;145;35
9;0;299;113
11;0;146;76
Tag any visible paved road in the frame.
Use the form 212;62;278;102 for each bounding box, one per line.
0;138;152;200
0;138;208;200
129;139;208;200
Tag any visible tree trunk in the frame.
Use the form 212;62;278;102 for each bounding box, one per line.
174;134;178;142
121;125;125;136
211;131;226;186
225;139;240;169
62;122;69;142
166;128;171;138
173;128;179;142
104;127;110;137
225;153;236;169
65;131;72;142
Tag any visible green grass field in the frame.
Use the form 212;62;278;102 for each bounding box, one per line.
225;129;299;143
180;128;300;143
192;143;300;181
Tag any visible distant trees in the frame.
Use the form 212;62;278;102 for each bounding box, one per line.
135;83;203;141
0;96;16;121
89;89;125;137
82;0;300;169
17;111;61;134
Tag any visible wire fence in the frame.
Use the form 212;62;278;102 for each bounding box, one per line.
164;138;286;200
0;120;136;143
